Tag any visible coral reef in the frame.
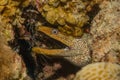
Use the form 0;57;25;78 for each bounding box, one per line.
35;0;102;37
0;15;14;44
0;0;30;17
74;62;120;80
0;0;31;43
90;0;120;63
0;0;30;79
0;36;27;80
0;0;120;80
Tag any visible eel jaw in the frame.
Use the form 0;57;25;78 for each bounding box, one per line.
32;26;73;56
32;47;70;56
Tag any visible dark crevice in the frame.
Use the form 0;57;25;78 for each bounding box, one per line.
87;4;101;22
18;39;36;80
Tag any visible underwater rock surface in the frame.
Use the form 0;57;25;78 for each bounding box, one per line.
0;36;27;80
90;0;120;63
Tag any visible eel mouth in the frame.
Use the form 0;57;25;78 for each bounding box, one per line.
34;31;70;50
32;26;73;56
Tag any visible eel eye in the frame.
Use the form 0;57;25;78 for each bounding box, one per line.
52;29;58;34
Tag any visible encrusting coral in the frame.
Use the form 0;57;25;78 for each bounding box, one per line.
0;0;31;42
35;0;102;37
74;62;120;80
0;0;30;17
0;0;31;79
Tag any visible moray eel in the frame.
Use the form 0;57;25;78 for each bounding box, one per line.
32;26;91;65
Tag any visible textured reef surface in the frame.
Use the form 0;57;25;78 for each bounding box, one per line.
0;0;120;80
74;62;120;80
90;0;120;63
36;0;102;37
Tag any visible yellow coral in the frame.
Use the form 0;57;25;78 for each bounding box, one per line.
74;62;120;80
0;16;14;42
0;6;4;12
37;0;90;37
0;0;8;6
46;8;59;24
